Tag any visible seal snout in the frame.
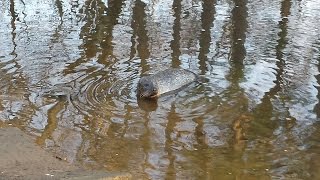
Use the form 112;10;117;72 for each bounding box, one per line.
139;91;158;98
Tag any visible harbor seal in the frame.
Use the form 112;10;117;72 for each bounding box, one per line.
137;68;197;98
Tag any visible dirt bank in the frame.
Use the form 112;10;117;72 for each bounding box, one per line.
0;127;131;180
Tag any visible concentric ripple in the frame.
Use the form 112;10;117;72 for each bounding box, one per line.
70;71;141;119
67;66;226;123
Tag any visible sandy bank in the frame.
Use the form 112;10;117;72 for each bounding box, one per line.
0;127;131;180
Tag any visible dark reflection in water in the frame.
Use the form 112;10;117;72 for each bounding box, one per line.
130;0;150;72
137;98;158;112
1;0;320;179
198;0;216;74
170;0;182;68
316;54;320;117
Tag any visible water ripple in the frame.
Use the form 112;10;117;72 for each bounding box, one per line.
70;70;140;119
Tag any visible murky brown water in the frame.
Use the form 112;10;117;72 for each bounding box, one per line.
1;0;320;179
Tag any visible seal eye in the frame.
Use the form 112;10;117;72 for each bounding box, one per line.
144;83;149;87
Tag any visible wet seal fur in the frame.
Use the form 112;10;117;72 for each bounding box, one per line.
137;68;198;99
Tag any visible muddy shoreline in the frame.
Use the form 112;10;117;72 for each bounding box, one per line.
0;127;131;180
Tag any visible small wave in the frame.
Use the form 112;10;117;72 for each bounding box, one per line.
70;72;140;119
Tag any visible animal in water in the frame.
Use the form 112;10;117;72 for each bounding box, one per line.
137;68;197;99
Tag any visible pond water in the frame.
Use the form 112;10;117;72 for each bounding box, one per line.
1;0;320;179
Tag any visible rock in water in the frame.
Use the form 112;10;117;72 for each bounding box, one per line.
137;68;197;98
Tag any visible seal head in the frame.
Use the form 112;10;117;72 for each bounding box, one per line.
137;77;159;98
